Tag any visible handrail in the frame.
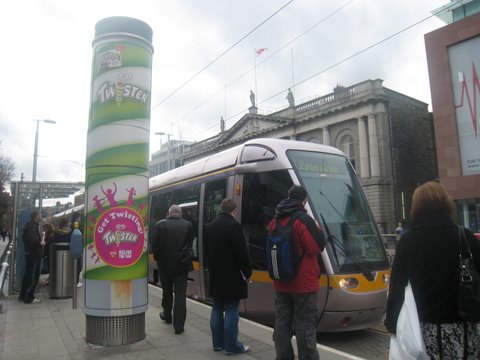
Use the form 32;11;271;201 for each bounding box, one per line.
0;239;13;311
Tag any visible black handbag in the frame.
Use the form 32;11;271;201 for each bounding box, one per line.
457;226;480;322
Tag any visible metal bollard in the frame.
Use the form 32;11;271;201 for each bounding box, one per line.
72;258;78;309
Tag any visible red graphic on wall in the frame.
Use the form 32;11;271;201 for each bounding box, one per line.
455;62;480;138
88;182;146;268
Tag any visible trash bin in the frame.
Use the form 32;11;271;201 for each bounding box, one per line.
49;242;74;298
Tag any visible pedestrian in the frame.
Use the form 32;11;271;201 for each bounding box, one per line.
385;181;480;358
151;204;194;335
19;210;44;304
268;185;326;360
53;217;72;243
206;198;252;355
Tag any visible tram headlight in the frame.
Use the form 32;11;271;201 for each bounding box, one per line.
338;278;359;290
382;273;390;285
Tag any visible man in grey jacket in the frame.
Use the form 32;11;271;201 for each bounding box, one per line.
152;204;194;335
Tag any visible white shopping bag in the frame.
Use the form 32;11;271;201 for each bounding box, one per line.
389;282;429;360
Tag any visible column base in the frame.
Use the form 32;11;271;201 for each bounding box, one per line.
86;313;145;346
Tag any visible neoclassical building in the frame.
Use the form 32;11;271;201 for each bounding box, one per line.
182;79;437;232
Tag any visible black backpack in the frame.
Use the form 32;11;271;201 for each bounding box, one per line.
266;212;303;281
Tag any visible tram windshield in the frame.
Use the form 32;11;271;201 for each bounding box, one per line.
288;150;389;274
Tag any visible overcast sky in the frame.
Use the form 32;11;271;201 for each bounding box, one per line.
0;0;448;191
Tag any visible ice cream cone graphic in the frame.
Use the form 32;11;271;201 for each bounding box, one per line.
115;80;124;106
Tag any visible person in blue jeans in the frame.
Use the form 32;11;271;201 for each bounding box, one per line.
206;199;252;355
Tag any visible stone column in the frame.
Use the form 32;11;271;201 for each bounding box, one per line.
358;117;370;178
368;113;380;177
322;127;330;146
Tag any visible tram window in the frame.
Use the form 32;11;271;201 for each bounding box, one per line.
287;150;388;272
203;180;227;264
203;180;227;224
240;145;276;164
173;184;200;261
172;185;199;207
150;193;171;224
241;170;293;270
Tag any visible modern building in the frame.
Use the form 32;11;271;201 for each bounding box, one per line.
425;0;480;232
183;79;437;233
149;139;192;177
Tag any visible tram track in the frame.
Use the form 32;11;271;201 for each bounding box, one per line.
317;326;390;360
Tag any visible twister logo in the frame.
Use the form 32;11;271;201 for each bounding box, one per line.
94;206;145;267
97;80;149;106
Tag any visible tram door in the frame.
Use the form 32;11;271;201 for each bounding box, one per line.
240;170;293;323
200;179;227;302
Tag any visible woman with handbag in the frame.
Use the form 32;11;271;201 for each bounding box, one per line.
385;181;480;359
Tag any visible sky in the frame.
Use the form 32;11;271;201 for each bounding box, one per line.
0;0;449;195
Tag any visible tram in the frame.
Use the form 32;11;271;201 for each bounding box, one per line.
51;204;84;227
149;138;390;332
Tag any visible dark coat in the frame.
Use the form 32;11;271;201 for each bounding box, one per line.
23;220;42;260
206;212;252;300
52;227;72;244
384;214;480;333
152;215;194;276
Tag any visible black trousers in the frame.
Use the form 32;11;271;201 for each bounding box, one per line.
19;256;41;303
159;269;188;332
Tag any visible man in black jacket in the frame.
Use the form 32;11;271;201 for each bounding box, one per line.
206;199;252;355
19;210;44;304
152;204;194;335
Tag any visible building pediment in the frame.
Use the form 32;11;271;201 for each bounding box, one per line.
217;114;289;145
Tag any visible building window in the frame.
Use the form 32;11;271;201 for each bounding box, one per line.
340;135;355;169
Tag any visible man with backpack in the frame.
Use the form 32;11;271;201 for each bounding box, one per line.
268;185;326;360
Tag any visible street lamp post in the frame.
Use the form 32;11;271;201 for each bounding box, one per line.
154;132;172;171
32;119;56;182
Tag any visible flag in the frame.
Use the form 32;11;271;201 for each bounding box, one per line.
255;48;268;56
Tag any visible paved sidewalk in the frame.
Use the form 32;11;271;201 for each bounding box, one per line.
0;241;364;360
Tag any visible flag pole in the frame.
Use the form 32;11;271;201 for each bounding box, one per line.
291;48;295;96
254;49;258;101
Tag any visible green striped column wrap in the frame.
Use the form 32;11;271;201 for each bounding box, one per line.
84;17;153;316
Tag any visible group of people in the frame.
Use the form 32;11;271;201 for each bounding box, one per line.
19;212;82;304
151;185;326;358
129;179;480;359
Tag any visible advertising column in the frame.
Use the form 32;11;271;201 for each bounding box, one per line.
84;17;153;345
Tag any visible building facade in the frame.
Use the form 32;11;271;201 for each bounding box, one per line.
183;79;437;232
149;139;192;177
425;1;480;232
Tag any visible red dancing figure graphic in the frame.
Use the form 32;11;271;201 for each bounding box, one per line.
101;182;118;207
92;195;105;213
126;187;136;207
137;200;147;213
